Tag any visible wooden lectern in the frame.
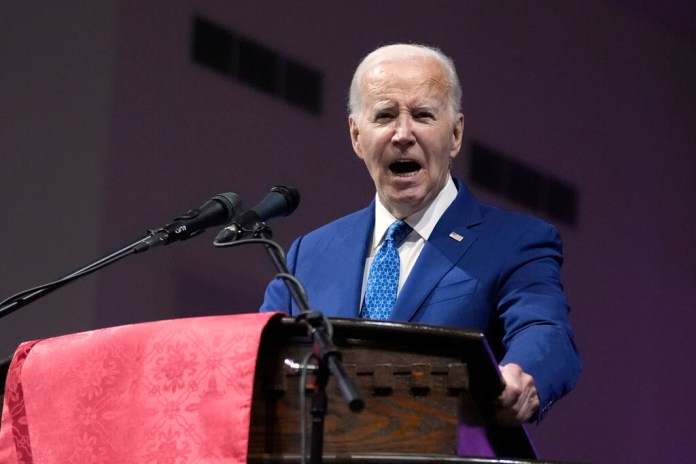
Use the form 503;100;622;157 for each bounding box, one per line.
0;315;567;463
248;317;544;464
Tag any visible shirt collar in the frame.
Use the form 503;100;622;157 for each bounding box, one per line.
371;176;458;250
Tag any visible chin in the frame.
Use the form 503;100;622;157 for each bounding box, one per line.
384;191;429;215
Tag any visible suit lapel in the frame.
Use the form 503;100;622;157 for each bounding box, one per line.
390;180;483;322
317;204;374;318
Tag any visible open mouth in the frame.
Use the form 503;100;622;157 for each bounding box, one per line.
389;160;421;176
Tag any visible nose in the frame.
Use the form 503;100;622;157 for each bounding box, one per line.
391;114;415;148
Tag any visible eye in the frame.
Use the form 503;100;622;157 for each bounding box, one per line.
414;110;435;121
373;111;395;123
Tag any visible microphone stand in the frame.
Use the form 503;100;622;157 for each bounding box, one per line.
1;190;242;320
214;225;364;464
0;229;172;320
1;238;133;320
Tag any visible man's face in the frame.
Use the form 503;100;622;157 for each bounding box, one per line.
349;58;464;218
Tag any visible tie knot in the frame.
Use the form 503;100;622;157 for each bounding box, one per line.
385;220;412;245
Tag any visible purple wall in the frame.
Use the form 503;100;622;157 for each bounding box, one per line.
2;2;695;462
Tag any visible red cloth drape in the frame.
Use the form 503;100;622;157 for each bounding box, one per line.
0;312;278;463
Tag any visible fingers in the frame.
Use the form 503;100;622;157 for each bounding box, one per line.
495;363;540;426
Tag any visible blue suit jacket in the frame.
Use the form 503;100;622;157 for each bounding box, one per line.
261;178;580;418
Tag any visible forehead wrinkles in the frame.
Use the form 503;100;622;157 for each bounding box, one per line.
361;63;448;111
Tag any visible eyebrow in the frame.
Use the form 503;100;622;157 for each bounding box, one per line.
370;101;396;113
412;104;438;113
370;100;439;114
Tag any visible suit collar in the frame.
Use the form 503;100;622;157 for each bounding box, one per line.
390;177;482;322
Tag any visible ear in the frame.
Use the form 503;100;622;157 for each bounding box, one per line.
449;112;465;160
349;115;364;159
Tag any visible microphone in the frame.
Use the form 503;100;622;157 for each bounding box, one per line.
215;185;300;243
138;192;242;251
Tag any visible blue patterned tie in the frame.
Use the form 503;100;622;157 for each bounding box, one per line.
362;220;413;320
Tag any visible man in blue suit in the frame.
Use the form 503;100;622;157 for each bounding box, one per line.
261;44;580;425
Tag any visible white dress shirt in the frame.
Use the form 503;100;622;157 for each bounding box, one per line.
360;176;458;306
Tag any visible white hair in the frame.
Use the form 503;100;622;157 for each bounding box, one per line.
348;43;463;118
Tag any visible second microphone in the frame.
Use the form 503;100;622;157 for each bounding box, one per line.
215;185;300;243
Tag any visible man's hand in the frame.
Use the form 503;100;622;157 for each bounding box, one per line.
495;363;540;426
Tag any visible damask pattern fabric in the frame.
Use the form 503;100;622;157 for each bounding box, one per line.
0;312;278;464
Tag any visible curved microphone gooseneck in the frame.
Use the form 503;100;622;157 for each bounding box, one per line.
213;186;364;464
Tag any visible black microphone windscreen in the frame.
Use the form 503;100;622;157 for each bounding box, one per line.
211;192;243;223
270;185;300;217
